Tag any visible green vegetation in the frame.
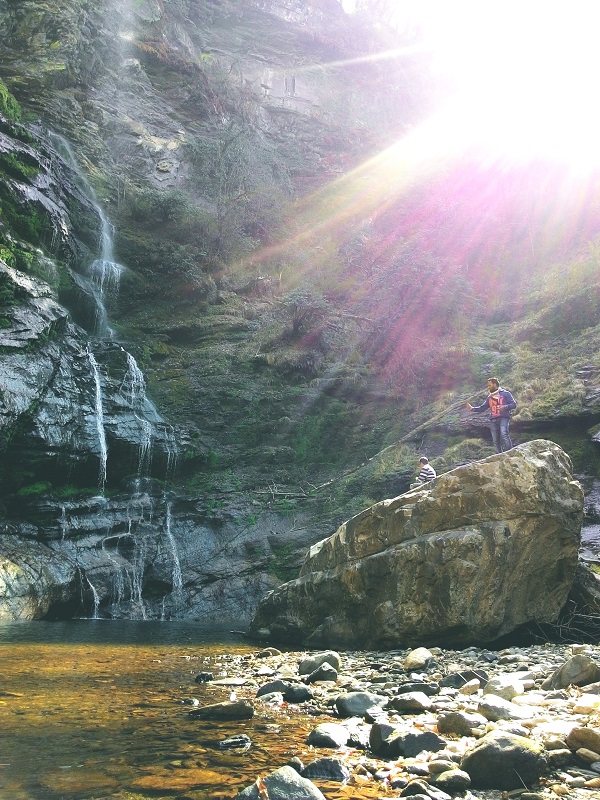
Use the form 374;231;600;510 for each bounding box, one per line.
52;485;99;501
15;481;52;499
0;236;36;274
0;79;21;121
267;543;298;582
0;271;27;308
0;184;53;248
0;150;40;182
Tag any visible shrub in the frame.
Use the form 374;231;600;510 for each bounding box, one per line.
0;79;21;121
15;482;52;498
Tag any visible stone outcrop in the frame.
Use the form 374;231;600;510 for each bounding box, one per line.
0;489;298;623
0;536;78;619
569;561;600;616
250;440;584;648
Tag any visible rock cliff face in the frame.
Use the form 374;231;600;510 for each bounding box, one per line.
0;120;176;490
0;0;391;621
250;441;584;647
0;0;599;628
0;0;434;623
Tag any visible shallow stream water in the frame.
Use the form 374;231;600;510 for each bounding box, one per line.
3;525;600;800
0;620;363;800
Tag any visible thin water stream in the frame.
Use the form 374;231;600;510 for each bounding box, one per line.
0;621;369;800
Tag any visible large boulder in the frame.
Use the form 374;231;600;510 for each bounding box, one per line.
250;440;583;648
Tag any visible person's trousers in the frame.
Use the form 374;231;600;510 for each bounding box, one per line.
490;416;512;453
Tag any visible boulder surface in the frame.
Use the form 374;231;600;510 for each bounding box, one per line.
250;440;583;648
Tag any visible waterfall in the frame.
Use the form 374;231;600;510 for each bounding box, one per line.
119;348;180;479
59;504;70;540
163;426;180;481
122;351;146;407
125;492;155;619
135;418;154;475
131;534;147;620
48;131;124;337
164;501;183;598
45;131;185;619
87;347;108;489
85;575;101;619
89;209;123;336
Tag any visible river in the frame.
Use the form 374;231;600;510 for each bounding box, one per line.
0;620;336;800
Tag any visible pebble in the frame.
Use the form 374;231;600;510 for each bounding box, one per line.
189;641;600;799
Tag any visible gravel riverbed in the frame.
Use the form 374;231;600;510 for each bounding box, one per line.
186;640;600;800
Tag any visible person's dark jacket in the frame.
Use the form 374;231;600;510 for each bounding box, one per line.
470;388;516;418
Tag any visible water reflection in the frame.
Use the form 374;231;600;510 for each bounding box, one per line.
0;621;327;800
0;619;246;646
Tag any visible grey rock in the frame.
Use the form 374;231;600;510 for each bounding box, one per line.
483;673;525;699
566;726;600;753
298;650;342;674
306;723;349;748
257;680;313;703
219;734;252;750
0;538;78;620
461;730;547;790
304;662;338;683
440;669;488;688
399;779;451;799
396;681;439;696
541;654;600;689
236;765;325;799
188;700;254;720
301;757;350;782
437;710;488;736
194;672;214;683
256;691;284;704
404;647;434;670
388;691;432;713
478;693;533;721
431;768;471;791
335;690;387;718
369;724;446;759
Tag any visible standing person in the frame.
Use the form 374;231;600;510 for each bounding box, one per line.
410;456;436;488
466;377;517;453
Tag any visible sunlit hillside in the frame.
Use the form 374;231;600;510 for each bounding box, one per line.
2;0;600;523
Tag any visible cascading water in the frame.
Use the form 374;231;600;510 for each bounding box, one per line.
164;501;183;599
48;132;124;337
48;132;179;485
120;349;165;475
85;575;101;619
59;505;70;540
42;131;185;621
122;351;147;407
87;346;108;490
90;212;123;334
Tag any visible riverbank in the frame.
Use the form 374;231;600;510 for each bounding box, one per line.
186;640;600;800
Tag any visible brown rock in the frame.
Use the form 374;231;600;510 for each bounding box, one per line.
251;441;583;648
189;699;254;720
566;726;600;753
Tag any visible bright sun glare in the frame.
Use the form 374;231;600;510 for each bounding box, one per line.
410;1;600;169
251;2;600;270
